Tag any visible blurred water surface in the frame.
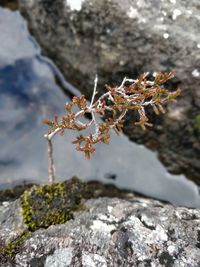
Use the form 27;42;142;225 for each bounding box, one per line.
0;7;200;207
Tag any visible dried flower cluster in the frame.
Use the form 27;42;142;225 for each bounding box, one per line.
44;72;180;182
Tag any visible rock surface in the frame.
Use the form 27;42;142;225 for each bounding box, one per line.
18;0;200;184
0;200;27;242
1;195;200;266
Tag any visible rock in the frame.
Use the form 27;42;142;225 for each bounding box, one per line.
1;194;200;266
0;200;28;266
0;200;27;242
18;0;200;184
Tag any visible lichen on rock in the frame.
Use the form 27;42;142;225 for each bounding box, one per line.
1;186;200;266
0;230;29;265
20;176;85;231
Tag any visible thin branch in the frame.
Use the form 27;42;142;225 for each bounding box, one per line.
45;127;62;140
89;74;98;110
46;137;55;183
44;72;180;181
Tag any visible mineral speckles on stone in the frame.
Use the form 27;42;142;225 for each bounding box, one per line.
167;245;175;254
148;225;168;242
98;213;117;223
161;10;167;16
82;253;107;267
0;200;27;241
44;248;73;267
127;6;139;19
65;0;84;11
157;16;164;22
192;69;200;78
154;24;167;31
2;197;200;266
91;220;115;235
186;10;193;15
169;0;176;4
163;32;169;39
136;0;146;8
140;213;156;230
124;215;150;237
197;43;200;49
172;9;182;20
107;206;113;213
127;6;146;23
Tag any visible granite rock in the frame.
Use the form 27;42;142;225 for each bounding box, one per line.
1;196;200;266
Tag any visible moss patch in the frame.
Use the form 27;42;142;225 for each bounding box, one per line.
194;114;200;132
0;230;30;264
20;177;85;231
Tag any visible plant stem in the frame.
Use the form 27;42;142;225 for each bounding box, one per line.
45;128;62;183
46;137;55;183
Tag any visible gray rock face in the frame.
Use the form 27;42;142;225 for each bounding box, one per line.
1;196;200;266
0;200;27;242
18;0;200;184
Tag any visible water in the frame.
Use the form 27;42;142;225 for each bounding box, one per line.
0;6;200;207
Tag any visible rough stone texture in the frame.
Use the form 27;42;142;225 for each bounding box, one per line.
1;196;200;266
0;200;27;242
18;0;200;184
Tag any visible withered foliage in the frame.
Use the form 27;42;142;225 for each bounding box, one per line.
44;72;180;158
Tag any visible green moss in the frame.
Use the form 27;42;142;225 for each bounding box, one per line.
0;230;29;263
194;115;200;131
20;177;85;231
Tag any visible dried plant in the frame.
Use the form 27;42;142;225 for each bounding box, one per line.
44;72;180;183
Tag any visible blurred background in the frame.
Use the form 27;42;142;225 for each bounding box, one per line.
0;0;200;207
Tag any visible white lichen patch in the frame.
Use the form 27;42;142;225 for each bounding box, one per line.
168;245;176;254
154;24;167;30
91;220;115;234
147;225;168;243
136;0;146;8
157;17;164;22
98;213;117;223
169;0;176;4
127;6;147;23
140;18;147;23
197;44;200;49
2;201;10;207
65;0;84;11
82;253;107;267
111;203;131;221
186;10;193;15
172;9;182;20
163;32;169;39
140;214;156;229
192;69;200;78
162;10;167;17
107;206;113;213
124;216;147;231
45;247;73;267
127;6;139;19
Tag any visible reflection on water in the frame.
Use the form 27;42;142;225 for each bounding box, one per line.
0;7;200;207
